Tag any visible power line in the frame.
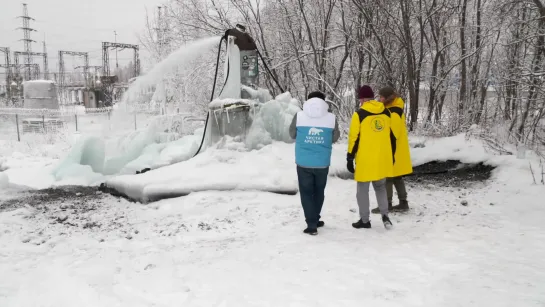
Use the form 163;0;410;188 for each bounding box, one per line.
33;19;129;33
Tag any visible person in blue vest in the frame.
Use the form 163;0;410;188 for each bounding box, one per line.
289;91;340;235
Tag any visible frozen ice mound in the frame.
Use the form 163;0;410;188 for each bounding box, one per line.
49;118;204;187
50;136;106;185
105;142;299;203
53;136;106;175
246;92;300;150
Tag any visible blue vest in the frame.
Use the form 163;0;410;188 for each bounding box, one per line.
295;110;336;168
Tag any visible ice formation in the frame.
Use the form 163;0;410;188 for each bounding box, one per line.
219;38;242;100
51;89;301;185
52;136;105;176
246;92;301;149
51;122;204;182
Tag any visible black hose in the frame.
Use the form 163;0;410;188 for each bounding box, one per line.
256;50;285;93
193;36;227;157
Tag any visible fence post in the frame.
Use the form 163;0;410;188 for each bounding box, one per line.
42;115;45;132
15;114;21;142
134;112;137;130
75;114;78;131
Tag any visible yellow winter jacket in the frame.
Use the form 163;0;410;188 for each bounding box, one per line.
387;97;413;177
347;100;395;182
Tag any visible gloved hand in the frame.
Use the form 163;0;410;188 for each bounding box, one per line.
347;159;355;174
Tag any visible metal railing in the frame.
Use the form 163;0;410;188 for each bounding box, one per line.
0;106;205;142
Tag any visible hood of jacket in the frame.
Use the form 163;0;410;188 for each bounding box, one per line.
303;97;329;118
361;100;385;114
388;97;405;109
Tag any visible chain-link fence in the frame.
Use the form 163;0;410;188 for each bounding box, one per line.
0;106;205;143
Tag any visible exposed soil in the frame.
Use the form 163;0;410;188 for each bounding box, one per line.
0;186;103;213
407;160;495;188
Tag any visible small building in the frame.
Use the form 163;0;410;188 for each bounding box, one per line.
22;80;62;133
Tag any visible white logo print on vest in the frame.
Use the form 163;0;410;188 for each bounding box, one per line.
308;127;324;135
305;127;325;144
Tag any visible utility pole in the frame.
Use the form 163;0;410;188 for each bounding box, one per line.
114;31;119;69
155;6;170;59
42;39;49;80
17;3;36;81
0;47;12;99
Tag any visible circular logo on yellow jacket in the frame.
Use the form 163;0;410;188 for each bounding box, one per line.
371;118;385;132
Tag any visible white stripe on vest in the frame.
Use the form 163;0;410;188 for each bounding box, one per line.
296;111;336;128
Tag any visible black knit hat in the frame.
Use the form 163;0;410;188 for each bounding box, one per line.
307;91;326;100
378;86;396;99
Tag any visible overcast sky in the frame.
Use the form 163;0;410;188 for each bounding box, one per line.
1;0;164;73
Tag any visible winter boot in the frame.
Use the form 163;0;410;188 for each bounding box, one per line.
352;219;371;229
391;200;409;212
303;227;318;235
371;202;393;214
317;221;325;228
382;215;393;230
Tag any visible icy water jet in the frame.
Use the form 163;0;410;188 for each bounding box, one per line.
123;36;222;104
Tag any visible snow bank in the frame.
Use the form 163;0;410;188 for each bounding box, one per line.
105;142;298;203
246;92;300;149
3;165;56;190
53;164;104;186
410;134;489;167
0;172;8;189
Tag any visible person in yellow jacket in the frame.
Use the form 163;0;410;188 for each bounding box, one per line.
347;85;394;230
371;87;413;214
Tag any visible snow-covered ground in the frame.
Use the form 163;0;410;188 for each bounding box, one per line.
1;133;544;306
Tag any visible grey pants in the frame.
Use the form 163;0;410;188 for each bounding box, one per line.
357;179;389;222
386;176;408;203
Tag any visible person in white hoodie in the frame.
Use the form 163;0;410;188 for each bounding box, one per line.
289;91;340;235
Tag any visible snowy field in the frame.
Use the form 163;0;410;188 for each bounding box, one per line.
1;131;545;306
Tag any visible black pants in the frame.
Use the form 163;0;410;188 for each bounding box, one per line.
386;176;408;203
296;166;329;228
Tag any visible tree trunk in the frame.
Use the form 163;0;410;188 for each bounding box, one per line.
458;0;468;122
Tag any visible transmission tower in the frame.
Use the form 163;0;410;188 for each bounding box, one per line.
13;51;48;81
0;64;39;80
102;42;140;105
17;3;36;80
58;51;89;104
0;47;13;99
154;6;170;59
42;41;49;79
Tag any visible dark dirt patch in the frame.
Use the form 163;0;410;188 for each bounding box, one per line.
406;161;495;187
0;186;105;213
334;159;495;188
